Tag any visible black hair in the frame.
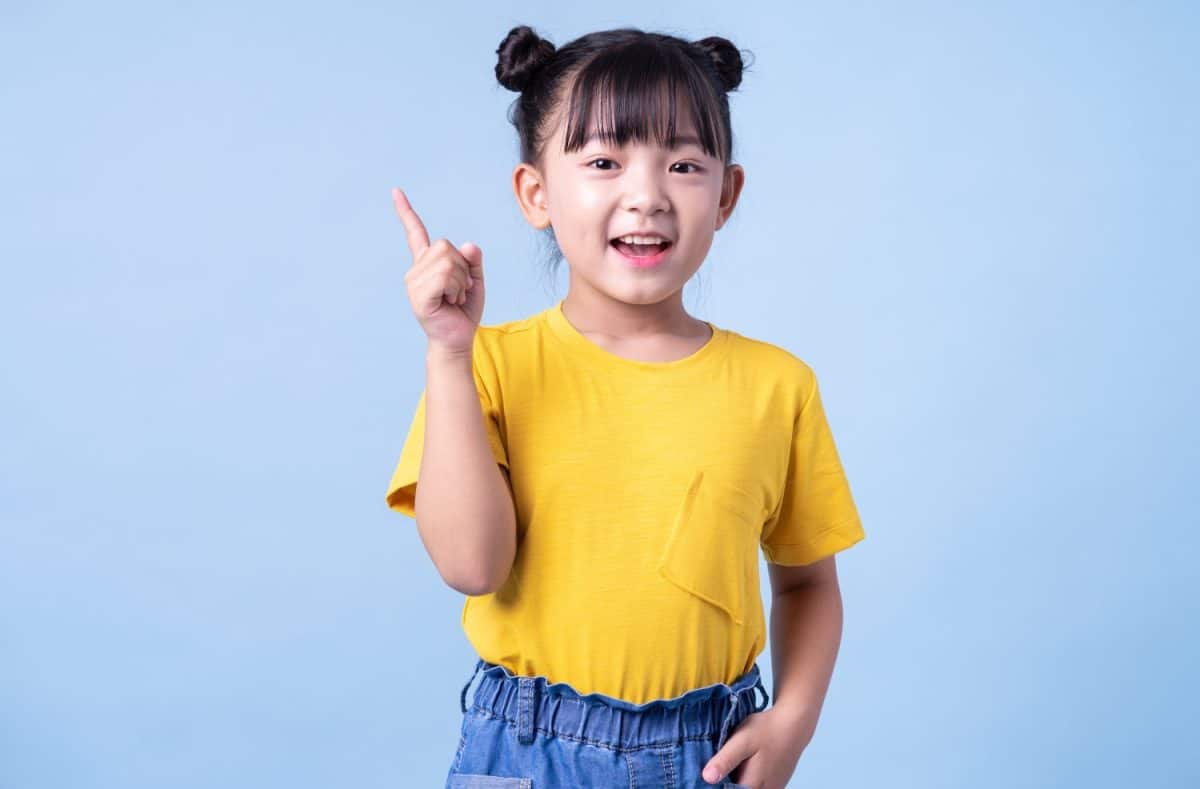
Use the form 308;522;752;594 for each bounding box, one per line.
494;25;754;290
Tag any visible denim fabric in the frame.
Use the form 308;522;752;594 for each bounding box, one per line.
445;657;770;788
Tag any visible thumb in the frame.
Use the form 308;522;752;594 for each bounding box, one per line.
458;241;484;287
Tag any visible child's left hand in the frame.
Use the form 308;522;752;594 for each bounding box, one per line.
702;706;816;788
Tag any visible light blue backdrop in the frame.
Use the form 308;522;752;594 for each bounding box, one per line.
2;2;1196;787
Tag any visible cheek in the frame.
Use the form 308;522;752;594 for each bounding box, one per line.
573;186;611;218
554;192;610;244
676;202;710;239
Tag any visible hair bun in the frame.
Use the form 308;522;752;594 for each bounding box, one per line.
691;35;744;92
495;25;556;93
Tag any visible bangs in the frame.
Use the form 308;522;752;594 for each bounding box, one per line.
559;41;730;162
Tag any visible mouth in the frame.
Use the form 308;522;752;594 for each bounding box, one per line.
609;238;673;255
609;238;674;267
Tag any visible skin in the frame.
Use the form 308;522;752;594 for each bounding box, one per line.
509;83;849;789
511;93;746;361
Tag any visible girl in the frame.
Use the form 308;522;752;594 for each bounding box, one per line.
386;25;866;789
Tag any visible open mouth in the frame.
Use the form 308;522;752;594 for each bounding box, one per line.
609;238;674;257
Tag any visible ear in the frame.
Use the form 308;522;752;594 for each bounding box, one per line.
715;163;746;231
513;161;552;230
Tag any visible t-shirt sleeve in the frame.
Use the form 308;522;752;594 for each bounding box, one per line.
383;341;509;519
760;369;865;565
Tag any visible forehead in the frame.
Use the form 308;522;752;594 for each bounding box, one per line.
550;101;703;150
580;130;704;150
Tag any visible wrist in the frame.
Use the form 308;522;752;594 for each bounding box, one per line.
426;343;473;366
769;698;820;736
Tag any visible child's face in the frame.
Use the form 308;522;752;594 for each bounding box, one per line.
513;101;744;306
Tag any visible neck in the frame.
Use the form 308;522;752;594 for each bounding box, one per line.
561;285;706;340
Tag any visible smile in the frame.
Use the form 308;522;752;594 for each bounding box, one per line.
610;239;674;268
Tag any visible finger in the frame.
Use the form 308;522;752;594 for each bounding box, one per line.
391;187;431;260
439;277;464;306
458;241;483;286
409;254;470;305
409;238;471;285
432;239;474;287
415;269;465;312
703;741;752;785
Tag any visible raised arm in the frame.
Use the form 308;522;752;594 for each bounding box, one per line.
416;344;517;595
393;187;516;595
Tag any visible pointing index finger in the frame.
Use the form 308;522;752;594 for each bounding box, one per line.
391;187;430;259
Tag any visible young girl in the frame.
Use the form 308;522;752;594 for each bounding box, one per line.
386;25;866;789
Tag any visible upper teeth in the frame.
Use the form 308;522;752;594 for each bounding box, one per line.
617;234;668;244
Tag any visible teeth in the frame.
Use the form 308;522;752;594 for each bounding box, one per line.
616;234;669;245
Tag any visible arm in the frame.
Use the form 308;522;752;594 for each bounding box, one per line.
766;556;844;744
414;344;517;596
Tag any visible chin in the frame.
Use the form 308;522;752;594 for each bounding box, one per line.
603;280;688;306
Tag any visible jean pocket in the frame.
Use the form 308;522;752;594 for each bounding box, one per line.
656;468;762;625
447;776;532;788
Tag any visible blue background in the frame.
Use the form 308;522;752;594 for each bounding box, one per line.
2;2;1196;787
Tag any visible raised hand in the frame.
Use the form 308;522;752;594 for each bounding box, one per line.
393;187;485;354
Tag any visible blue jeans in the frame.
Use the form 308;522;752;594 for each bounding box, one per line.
445;656;770;788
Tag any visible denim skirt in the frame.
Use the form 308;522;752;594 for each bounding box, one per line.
444;656;770;788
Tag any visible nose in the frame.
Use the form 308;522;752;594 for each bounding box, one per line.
619;164;670;215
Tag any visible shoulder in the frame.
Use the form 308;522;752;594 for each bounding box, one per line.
721;327;818;393
476;310;541;345
471;309;544;374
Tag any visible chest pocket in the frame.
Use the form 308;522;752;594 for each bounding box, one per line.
655;469;763;626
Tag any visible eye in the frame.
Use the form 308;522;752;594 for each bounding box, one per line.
672;162;703;174
586;158;617;170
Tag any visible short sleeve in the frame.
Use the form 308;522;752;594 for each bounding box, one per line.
383;342;509;519
760;371;865;565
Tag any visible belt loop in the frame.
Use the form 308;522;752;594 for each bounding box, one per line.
516;676;537;744
460;658;485;715
752;674;770;712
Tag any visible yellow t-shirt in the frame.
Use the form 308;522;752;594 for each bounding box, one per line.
385;299;865;704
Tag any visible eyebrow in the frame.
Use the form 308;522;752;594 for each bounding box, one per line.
582;133;705;151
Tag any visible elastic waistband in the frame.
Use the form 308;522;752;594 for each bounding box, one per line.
459;659;770;754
